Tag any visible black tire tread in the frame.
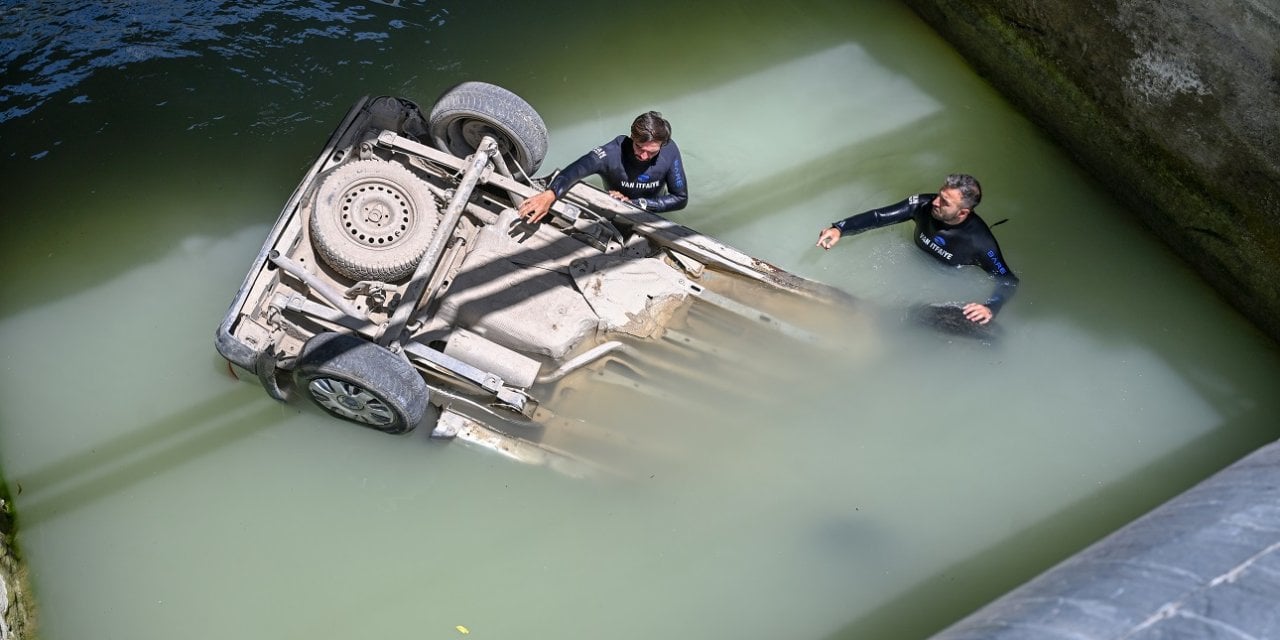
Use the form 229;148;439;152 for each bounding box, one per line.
428;81;548;174
294;332;429;434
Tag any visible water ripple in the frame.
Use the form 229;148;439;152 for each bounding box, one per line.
0;0;444;125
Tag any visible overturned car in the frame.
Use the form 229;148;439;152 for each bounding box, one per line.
215;82;863;470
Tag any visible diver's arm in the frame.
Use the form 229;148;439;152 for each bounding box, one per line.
819;195;925;249
547;146;609;199
977;247;1019;315
832;195;925;235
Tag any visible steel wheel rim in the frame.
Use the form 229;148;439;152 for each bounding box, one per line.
338;178;415;247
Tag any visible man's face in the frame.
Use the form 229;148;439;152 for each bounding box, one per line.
631;139;663;161
931;187;969;224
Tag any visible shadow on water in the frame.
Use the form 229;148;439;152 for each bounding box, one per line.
13;379;288;527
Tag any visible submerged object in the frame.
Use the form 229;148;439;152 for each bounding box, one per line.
214;82;866;472
906;303;1001;341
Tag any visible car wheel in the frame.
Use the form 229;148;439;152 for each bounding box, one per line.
428;81;548;175
310;159;439;282
294;332;429;434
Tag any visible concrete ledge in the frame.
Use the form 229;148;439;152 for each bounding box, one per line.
928;438;1280;638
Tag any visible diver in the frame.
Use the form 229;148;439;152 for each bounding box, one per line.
518;111;688;223
816;173;1018;325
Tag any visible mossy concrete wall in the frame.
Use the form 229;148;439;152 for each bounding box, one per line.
1;478;34;639
902;0;1280;343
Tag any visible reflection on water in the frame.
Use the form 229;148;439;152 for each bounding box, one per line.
2;1;1280;640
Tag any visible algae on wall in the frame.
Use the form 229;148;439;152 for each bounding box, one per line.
1;476;35;640
901;0;1280;343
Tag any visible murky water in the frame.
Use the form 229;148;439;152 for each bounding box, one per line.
2;2;1278;639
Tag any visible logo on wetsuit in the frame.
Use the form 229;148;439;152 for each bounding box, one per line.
919;231;955;261
621;176;660;191
987;249;1009;275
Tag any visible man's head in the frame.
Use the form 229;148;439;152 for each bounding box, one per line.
630;111;671;161
931;173;982;224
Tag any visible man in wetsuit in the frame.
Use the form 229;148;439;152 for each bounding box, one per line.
517;111;688;223
815;173;1018;325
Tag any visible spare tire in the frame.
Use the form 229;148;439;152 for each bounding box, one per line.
310;159;439;282
429;81;548;175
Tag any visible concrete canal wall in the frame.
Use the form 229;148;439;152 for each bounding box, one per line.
902;0;1280;344
926;438;1280;639
902;2;1280;636
0;478;33;639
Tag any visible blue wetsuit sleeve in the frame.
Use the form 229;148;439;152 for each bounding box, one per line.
976;245;1019;314
832;195;925;234
548;146;608;199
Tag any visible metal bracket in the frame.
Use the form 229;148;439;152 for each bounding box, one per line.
401;342;532;415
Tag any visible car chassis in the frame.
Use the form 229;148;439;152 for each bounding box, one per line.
215;82;859;471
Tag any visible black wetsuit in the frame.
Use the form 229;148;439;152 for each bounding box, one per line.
832;193;1019;314
547;135;688;213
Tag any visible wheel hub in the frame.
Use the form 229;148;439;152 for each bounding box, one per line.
364;202;387;223
307;377;394;427
460;120;496;147
340;181;412;247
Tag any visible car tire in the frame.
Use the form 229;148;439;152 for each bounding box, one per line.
310;159;439;282
428;81;548;175
294;332;429;434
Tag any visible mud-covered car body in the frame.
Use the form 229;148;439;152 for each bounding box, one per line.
215;82;859;468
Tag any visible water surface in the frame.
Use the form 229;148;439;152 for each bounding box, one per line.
2;2;1278;639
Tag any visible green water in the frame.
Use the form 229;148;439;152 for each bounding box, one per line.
2;2;1278;639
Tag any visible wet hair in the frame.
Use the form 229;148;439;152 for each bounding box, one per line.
631;111;672;144
943;173;982;210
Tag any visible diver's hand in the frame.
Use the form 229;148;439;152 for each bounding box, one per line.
607;190;631;203
816;226;842;250
963;303;993;325
517;189;557;223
